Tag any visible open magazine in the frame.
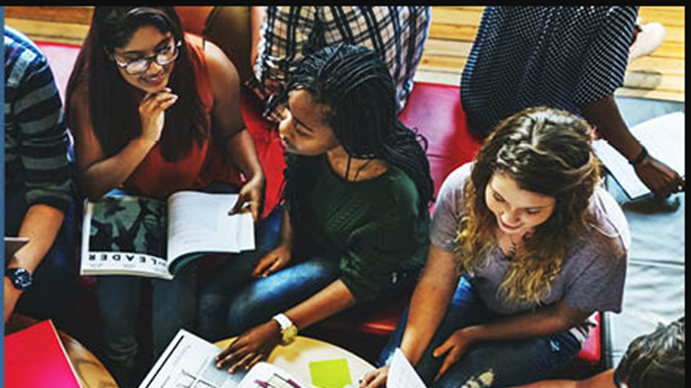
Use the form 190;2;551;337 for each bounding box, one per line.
138;329;309;388
80;191;254;280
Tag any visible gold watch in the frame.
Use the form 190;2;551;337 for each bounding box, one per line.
272;313;298;345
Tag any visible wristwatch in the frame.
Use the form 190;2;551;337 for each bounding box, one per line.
272;313;298;345
5;268;33;291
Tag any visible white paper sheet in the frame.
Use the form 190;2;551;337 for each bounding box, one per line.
593;112;685;199
388;349;427;388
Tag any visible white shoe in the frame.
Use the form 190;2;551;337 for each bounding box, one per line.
629;22;666;62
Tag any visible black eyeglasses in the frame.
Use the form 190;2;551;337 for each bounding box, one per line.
112;39;182;75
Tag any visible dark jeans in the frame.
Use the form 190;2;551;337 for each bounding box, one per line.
95;183;236;388
5;185;77;327
96;262;200;387
198;205;342;341
378;277;582;388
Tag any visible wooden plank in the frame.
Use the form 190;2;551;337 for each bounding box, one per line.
4;18;89;46
629;56;686;77
431;8;483;26
414;70;460;86
624;71;685;93
616;87;684;103
648;42;686;60
419;54;468;73
429;24;478;42
5;6;93;24
422;39;473;58
640;6;685;27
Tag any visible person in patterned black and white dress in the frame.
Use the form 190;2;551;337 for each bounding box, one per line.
460;6;684;199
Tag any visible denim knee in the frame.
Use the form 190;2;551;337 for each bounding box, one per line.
433;332;582;388
198;293;233;341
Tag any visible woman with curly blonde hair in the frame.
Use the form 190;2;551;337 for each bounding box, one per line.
363;107;630;388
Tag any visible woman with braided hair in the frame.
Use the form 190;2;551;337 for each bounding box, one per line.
199;44;433;372
362;107;630;388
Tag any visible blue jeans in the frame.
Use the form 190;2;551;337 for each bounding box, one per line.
96;262;199;387
198;205;341;341
5;185;77;327
378;277;582;388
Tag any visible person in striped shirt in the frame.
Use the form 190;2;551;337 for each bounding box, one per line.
4;26;77;324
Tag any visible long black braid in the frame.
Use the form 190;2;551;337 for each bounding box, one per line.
281;44;433;235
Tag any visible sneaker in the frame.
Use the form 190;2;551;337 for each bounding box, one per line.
629;22;666;62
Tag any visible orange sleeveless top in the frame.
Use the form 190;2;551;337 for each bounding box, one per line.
124;34;241;199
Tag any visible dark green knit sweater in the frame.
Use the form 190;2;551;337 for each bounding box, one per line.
289;155;430;303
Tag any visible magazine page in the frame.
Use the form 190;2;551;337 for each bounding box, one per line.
81;194;171;279
138;329;247;388
167;191;255;270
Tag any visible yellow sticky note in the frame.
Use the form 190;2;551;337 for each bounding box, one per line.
309;359;352;388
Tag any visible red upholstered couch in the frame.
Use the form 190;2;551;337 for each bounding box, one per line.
37;40;602;376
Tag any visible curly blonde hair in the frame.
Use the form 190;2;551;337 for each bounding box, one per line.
455;107;602;304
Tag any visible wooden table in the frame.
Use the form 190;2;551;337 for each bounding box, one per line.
6;314;119;388
216;336;376;387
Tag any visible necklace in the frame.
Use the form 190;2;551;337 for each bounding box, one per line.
352;158;375;181
507;233;521;256
344;155;376;182
502;231;530;257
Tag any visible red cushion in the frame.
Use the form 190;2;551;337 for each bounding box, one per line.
400;82;483;199
35;41;81;102
573;313;602;368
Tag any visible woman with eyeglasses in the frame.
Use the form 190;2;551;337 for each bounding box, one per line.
65;6;265;387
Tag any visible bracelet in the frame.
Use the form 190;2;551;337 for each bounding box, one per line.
629;146;649;167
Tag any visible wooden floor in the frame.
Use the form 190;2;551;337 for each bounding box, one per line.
5;6;685;102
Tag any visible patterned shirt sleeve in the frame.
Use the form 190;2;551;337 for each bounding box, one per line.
13;52;73;213
249;6;318;116
574;6;639;106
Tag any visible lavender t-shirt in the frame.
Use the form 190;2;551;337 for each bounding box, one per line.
431;163;630;342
